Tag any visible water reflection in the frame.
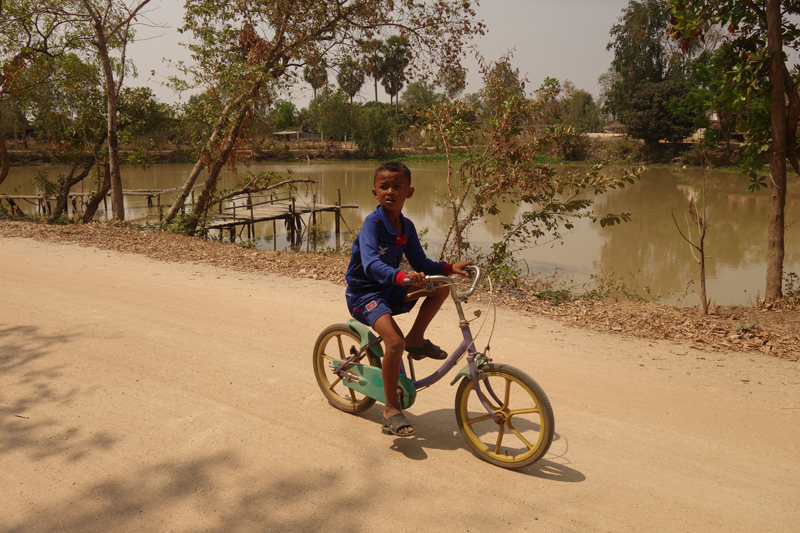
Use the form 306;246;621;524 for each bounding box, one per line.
2;161;798;305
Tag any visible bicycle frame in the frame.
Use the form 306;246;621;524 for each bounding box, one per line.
333;266;506;422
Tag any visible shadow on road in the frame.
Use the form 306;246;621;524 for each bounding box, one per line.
365;407;585;482
0;324;119;463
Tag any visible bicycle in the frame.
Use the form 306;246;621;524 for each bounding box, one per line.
312;265;555;469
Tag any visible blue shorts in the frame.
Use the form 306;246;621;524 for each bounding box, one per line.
346;285;418;328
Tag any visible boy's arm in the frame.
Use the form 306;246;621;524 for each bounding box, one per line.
359;218;405;285
404;226;452;276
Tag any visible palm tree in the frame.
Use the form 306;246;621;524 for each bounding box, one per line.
303;58;329;100
336;55;365;104
380;36;412;114
360;39;386;103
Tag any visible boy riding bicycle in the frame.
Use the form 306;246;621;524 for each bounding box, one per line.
345;162;472;436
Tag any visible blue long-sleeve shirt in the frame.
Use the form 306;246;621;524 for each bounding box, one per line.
345;206;447;294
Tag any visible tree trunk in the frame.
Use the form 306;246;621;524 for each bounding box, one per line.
0;110;9;188
49;135;106;222
161;83;260;229
82;163;111;223
185;99;256;235
96;34;125;221
49;155;97;223
765;0;787;301
160;158;205;228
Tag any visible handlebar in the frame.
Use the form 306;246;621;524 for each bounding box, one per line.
403;265;481;301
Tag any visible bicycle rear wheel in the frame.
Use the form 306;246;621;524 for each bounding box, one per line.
313;324;380;413
455;363;554;469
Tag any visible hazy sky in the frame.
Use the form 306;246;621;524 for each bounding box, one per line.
127;0;632;106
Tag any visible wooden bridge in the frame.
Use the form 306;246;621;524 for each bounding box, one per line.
207;191;357;243
0;184;206;218
1;181;358;246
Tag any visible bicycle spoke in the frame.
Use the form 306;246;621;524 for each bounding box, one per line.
466;412;494;425
336;335;346;358
502;378;511;409
348;388;358;403
493;423;506;454
328;375;343;390
509;407;539;416
506;418;535;451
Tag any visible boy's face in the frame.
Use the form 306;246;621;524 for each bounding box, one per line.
373;170;414;216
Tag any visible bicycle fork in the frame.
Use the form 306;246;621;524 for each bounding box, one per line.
465;347;505;424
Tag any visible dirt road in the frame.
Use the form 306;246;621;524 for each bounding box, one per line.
2;236;799;532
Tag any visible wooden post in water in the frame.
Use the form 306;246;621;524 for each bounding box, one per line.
248;193;255;240
335;189;341;236
289;197;296;243
312;194;317;226
157;194;162;222
294;197;302;243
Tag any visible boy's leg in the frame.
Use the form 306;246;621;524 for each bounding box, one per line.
404;285;449;350
370;312;413;435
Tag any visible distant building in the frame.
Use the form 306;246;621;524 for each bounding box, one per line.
273;131;322;142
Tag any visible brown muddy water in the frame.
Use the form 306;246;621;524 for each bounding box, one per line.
3;160;799;306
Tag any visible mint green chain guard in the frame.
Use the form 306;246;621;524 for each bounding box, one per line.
347;319;384;359
340;319;416;408
333;360;416;409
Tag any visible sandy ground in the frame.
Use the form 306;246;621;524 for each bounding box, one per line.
2;235;799;533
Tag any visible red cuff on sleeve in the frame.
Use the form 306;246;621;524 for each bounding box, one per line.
395;271;408;285
442;263;454;276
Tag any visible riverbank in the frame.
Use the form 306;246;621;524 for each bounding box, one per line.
3;137;744;168
1;217;797;359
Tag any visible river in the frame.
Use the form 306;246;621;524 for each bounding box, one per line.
3;160;799;306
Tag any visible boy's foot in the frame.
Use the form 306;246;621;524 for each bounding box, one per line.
406;339;447;360
382;412;415;436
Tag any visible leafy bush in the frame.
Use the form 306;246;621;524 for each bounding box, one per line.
353;104;393;155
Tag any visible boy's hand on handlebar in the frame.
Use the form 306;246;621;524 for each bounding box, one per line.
406;271;426;286
451;260;474;277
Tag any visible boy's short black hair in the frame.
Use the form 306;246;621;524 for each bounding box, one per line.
375;162;411;184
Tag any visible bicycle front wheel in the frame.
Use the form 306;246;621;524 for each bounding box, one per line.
455;363;554;469
313;324;380;414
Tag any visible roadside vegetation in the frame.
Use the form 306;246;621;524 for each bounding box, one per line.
1;0;798;302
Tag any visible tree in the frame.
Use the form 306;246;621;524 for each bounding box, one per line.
437;64;466;99
380;35;412;114
309;87;354;143
670;0;798;300
117;86;174;148
353;102;392;155
624;79;697;144
161;0;483;234
420;55;643;280
303;57;328;100
67;0;156;221
360;39;386;103
336;55;365;103
605;0;711;125
270;100;297;131
400;80;445;112
557;81;603;133
0;0;80;187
